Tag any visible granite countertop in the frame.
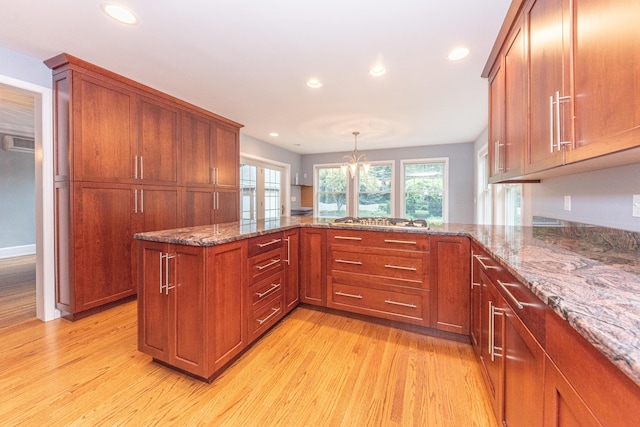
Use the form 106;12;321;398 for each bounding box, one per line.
135;217;640;387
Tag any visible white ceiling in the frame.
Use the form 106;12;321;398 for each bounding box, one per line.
0;0;510;154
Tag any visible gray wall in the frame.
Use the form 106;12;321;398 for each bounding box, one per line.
531;163;640;232
239;133;304;209
301;142;475;224
0;46;50;251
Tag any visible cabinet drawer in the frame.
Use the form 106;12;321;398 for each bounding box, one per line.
327;274;429;326
249;271;283;311
248;248;283;284
327;229;429;251
248;292;284;342
330;246;428;287
248;232;284;258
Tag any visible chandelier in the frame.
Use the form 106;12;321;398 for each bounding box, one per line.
341;131;370;178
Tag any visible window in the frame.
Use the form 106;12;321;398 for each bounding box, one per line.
504;184;522;226
357;163;393;217
476;146;492;224
315;166;348;218
240;158;285;220
401;159;448;224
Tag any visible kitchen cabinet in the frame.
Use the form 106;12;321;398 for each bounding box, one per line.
430;236;470;334
214;125;240;190
137;239;247;380
45;53;242;318
283;229;300;314
488;16;527;183
470;248;482;357
300;228;326;306
326;229;430;326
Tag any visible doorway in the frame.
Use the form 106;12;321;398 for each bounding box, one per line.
240;154;291;220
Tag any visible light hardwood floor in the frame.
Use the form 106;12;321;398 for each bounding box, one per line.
0;301;497;426
0;254;36;329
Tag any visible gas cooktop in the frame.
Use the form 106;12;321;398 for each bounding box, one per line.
332;217;429;229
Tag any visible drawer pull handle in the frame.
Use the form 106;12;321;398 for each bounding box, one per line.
256;258;281;270
256;307;281;325
334;236;362;241
257;238;282;248
473;254;499;270
384;264;417;271
384;299;417;309
384;239;417;245
497;280;525;309
255;283;280;298
335;291;363;299
335;259;363;265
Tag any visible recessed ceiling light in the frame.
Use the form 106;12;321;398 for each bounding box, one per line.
269;132;279;137
448;47;470;61
101;3;138;25
369;65;387;77
306;79;322;89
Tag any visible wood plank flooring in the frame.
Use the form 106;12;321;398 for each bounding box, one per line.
0;254;36;329
0;301;497;426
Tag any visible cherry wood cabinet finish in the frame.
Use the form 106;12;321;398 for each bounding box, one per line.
138;239;247;380
214;125;240;190
283;229;300;314
326;229;430;252
470;245;483;358
430;236;470;334
567;0;640;163
546;309;640;426
300;228;326;306
183;188;215;227
181;112;215;187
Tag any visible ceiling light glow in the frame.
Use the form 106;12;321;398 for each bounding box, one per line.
269;132;279;137
306;79;322;89
448;47;470;61
369;65;386;77
102;3;138;25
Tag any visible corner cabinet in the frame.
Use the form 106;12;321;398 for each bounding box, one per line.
300;228;326;306
45;53;242;319
137;239;247;381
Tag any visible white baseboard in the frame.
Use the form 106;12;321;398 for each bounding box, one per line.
0;244;36;259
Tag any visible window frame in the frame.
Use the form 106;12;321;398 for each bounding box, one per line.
354;160;395;218
400;157;449;223
239;153;290;219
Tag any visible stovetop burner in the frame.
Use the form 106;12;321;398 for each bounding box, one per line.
332;217;429;229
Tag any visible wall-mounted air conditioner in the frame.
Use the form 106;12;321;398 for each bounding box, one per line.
2;134;35;153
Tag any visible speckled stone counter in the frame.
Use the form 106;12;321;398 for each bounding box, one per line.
135;217;640;387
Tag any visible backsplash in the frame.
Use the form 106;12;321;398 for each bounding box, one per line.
532;216;640;271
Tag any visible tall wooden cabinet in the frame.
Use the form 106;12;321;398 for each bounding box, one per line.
46;53;242;318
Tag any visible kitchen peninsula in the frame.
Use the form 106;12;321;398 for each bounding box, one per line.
135;217;640;426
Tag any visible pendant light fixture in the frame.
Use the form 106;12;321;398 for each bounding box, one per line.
341;131;370;178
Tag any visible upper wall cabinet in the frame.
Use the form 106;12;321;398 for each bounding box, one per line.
485;0;640;181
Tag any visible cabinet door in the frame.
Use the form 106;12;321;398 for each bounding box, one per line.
137;240;169;360
283;229;300;314
213;125;239;189
208;241;247;371
470;249;483;356
300;228;326;306
214;189;239;224
136;186;180;232
544;357;600;427
568;0;640;162
137;97;180;185
72;182;136;312
170;244;206;375
479;271;504;420
526;0;568;173
430;236;470;334
184;187;214;227
73;74;136;183
181;112;213;187
503;307;544;427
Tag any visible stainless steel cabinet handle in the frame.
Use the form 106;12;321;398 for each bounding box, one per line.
164;253;175;295
285;237;291;265
158;252;164;293
497;280;525;309
489;302;504;361
335;259;363;265
471;282;481;289
256;258;280;270
140;156;144;180
334;236;362;241
384;264;417;271
140;189;144;213
384;239;417;245
257;238;282;248
134;155;139;179
215;167;219;185
335;291;362;299
257;307;280;325
256;283;280;298
549;95;555;153
473;254;499;270
134;189;138;213
384;299;417;309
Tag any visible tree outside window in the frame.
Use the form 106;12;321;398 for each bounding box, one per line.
403;162;445;224
316;167;347;218
357;164;392;217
